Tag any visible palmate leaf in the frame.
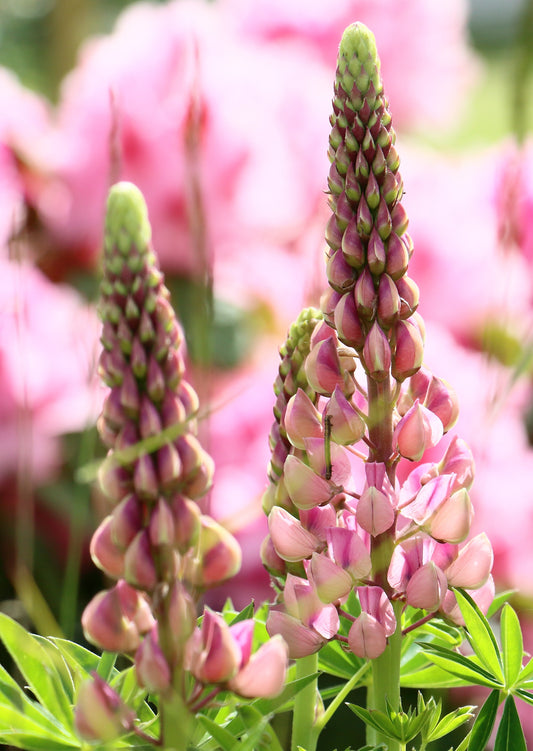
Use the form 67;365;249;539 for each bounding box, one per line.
467;689;499;751
419;642;503;688
400;662;469;689
319;638;366;680
0;613;74;729
494;695;527;751
454;589;504;683
500;603;524;688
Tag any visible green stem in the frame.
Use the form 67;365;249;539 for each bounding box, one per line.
291;653;319;751
367;599;403;751
314;661;371;733
160;691;194;751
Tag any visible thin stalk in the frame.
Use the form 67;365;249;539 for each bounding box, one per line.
291;653;319;751
367;599;403;751
314;661;371;733
160;691;194;751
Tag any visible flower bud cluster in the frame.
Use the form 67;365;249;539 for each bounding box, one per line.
321;23;423;383
78;183;286;743
264;24;494;662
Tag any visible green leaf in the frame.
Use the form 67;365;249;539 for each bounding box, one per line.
500;604;523;688
0;665;71;738
229;602;255;625
197;714;240;751
426;705;474;742
487;590;516;618
514;687;533;707
468;689;499;751
420;642;503;688
252;674;319;716
494;695;527;751
319;639;366;680
0;613;74;728
49;637;101;678
454;589;503;683
517;655;533;686
401;662;471;689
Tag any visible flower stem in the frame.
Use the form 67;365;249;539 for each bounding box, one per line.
291;653;319;751
315;661;371;733
367;599;403;751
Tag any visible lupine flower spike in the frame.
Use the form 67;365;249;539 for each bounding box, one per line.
264;22;494;738
77;182;287;747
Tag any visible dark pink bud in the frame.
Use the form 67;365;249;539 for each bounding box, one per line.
139;309;155;342
327;163;344;195
392;318;424;381
321;286;342;327
81;580;155;653
354;267;377;320
135;625;171;693
120;369;140;416
75;674;135;743
133;453;159;500
146;356;166;402
345;162;362;203
355;149;369;181
375;197;393;240
367;227;386;275
157;442;183;490
334;292;365;349
98;455;132;502
90;516;125;579
391;202;409;235
99;349;127;387
149;497;175;546
326;249;355;292
356;197;373;238
130;337;147;378
377;273;400;328
115;421;139;453
177;379;200;418
171;495;201;552
186;609;240;684
341;217;365;269
163;349;185;390
382;170;401;205
110;494;144;549
362;322;391;381
124;530;158;591
261;534;287;576
385;233;410;280
396;275;420;318
139;396;163;439
365;171;380;210
335;191;353;230
161;390;187;428
325;214;343;251
183;516;241;588
102;388;126;430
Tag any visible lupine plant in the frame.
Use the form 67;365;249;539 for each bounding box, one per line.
0;20;532;751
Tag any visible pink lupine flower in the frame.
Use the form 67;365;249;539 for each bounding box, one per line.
267;574;339;658
81;579;155;653
284;389;323;449
394;400;443;461
308;551;354;603
326;526;372;582
428;488;474;544
227;633;288;698
356;485;395;536
183;515;242;587
348;585;396;659
325;385;366;445
401;473;456;526
90;515;126;579
186;609;242;684
305;336;347;396
268;506;322;562
405;561;448;611
283;454;336;509
438;435;475;491
445;533;493;590
135;625;172;694
388;535;456;599
75;673;136;743
440;575;495;625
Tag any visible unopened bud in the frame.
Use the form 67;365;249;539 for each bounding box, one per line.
135;626;172;694
393;400;443;461
75;673;135;743
362;322;391;381
325;386;365;445
405;561;447;611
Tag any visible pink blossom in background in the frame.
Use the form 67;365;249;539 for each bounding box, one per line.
33;0;330;316
221;0;477;131
401;144;533;346
0;258;102;483
0;68;51;250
